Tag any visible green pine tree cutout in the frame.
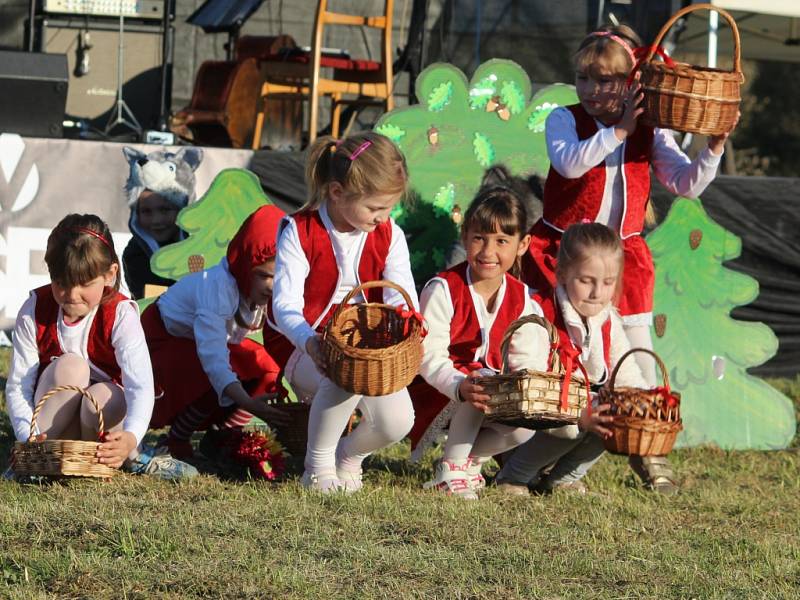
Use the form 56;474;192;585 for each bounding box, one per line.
151;169;271;281
647;198;796;449
375;59;578;283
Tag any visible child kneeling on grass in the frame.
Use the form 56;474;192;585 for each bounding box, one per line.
140;204;292;463
496;223;646;495
5;214;195;481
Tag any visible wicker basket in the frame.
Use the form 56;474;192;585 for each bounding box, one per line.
639;3;743;136
598;348;683;456
268;399;356;459
12;385;116;479
475;315;591;430
320;280;425;396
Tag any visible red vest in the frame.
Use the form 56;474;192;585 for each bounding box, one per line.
435;262;529;374
536;291;611;379
542;103;654;239
264;209;393;366
33;285;125;383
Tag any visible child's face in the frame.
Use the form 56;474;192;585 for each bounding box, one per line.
137;190;180;243
51;265;118;323
328;183;400;233
247;258;276;307
464;225;530;284
562;251;620;318
575;64;627;123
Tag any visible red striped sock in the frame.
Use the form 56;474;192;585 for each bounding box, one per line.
169;404;212;442
220;408;253;429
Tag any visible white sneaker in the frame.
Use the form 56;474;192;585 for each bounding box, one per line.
465;457;486;492
301;470;342;493
336;467;363;493
423;460;478;500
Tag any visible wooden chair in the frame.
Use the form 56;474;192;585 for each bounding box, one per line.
252;0;395;148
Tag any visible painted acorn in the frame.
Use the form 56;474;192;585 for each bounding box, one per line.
497;105;511;121
427;125;439;146
451;204;463;225
485;95;500;112
188;254;205;273
689;229;703;250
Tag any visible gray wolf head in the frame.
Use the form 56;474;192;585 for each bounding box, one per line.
123;146;204;209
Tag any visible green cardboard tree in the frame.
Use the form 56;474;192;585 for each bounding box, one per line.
151;168;271;281
375;59;578;283
647;198;796;449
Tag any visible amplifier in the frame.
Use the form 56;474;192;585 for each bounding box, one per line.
42;0;164;21
0;51;68;138
38;18;164;130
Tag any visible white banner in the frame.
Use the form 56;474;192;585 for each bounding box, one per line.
0;134;253;329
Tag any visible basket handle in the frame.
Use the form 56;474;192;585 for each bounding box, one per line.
646;3;741;75
28;385;105;443
499;314;557;375
606;348;671;393
329;279;416;326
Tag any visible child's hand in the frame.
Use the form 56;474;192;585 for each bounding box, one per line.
578;403;614;439
249;394;293;428
708;110;740;155
614;75;645;140
32;433;47;442
458;371;492;413
96;431;138;469
305;335;327;374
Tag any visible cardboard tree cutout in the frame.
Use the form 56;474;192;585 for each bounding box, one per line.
150;168;270;281
375;60;577;283
647;198;796;449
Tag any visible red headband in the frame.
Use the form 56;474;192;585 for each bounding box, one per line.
71;227;112;250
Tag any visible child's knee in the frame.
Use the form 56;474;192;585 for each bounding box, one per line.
52;353;90;384
375;404;415;442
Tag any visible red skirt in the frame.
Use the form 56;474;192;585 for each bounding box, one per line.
407;376;451;450
142;303;282;429
521;220;654;318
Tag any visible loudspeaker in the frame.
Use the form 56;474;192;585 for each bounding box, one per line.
0;50;68;138
38;18;164;130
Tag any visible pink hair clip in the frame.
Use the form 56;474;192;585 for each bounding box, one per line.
580;218;593;224
348;140;372;161
591;31;637;66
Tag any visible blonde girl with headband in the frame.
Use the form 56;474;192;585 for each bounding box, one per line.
265;131;418;493
4;214;196;481
520;24;737;492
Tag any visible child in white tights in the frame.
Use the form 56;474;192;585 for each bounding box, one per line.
267;132;418;493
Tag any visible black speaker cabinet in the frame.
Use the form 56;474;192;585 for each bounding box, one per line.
0;50;68;138
38;17;164;131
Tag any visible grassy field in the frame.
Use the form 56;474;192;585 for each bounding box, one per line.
1;348;798;599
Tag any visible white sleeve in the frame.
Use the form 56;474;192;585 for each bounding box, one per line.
418;280;465;402
193;285;239;402
5;294;41;442
272;219;315;351
111;302;155;445
651;128;721;198
607;312;649;389
546;107;623;179
505;294;551;372
381;220;419;310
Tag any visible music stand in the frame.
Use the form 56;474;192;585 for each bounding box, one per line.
187;0;264;60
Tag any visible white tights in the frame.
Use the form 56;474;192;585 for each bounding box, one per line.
443;401;535;463
289;351;415;474
622;324;657;387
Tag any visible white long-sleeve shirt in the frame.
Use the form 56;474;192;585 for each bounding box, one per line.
156;258;264;404
272;203;419;352
5;293;154;444
545;107;722;231
419;270;551;403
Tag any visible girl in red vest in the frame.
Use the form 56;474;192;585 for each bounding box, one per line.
524;24;735;385
5;214;195;480
267;131;418;493
141;204;291;462
497;223;647;495
407;184;552;499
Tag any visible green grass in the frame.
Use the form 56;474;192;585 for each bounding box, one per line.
1;347;799;599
